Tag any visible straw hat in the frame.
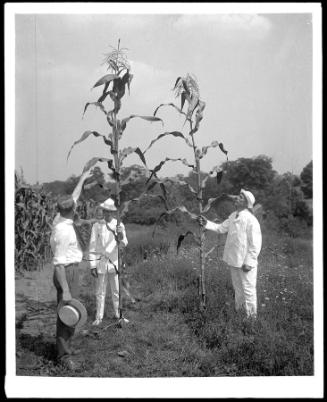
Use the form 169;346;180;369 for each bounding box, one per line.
99;198;117;211
240;189;256;209
57;298;87;328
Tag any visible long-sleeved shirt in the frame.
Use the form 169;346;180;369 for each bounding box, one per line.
89;218;128;273
50;216;83;266
205;209;262;268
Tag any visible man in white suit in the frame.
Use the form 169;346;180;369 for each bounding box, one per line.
198;189;262;318
89;198;128;325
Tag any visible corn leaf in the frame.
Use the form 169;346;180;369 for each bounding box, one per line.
135;147;147;166
153;103;188;119
82;102;107;118
67;131;112;161
186;97;199;120
112;77;126;99
177;231;199;253
97;91;111;103
201;166;224;188
93;74;119;88
121;114;164;131
181;92;187;111
199;140;220;159
216;171;223;184
118;147;147;168
126;73;133;94
219;142;228;156
202;194;229;213
146;158;195;184
173;77;183;91
143;131;193;154
82;157;113;174
142;179;168;204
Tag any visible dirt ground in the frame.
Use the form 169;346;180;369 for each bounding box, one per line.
15;260;143;376
15;261;93;375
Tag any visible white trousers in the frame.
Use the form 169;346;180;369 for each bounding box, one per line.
95;272;119;319
230;266;257;317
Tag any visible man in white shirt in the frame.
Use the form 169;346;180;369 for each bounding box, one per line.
89;198;128;325
198;189;262;318
50;170;92;369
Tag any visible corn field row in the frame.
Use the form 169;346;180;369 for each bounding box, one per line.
14;177;96;272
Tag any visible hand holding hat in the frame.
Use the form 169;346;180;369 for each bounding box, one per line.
57;298;87;329
62;289;72;302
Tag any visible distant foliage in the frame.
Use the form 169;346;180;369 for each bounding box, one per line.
15;155;313;272
15;183;56;272
300;161;313;199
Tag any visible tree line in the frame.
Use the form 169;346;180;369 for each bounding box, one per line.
37;155;312;237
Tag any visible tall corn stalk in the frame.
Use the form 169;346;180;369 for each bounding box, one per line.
147;74;228;310
67;40;167;323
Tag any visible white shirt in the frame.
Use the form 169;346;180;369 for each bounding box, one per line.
89;218;128;273
205;209;262;268
50;216;83;266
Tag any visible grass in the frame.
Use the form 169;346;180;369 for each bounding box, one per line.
15;224;313;377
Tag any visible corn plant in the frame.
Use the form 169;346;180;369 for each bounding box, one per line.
144;74;229;309
67;40;170;322
15;176;57;272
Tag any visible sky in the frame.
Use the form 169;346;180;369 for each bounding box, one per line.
12;9;314;185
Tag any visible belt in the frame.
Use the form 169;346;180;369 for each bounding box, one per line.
64;262;79;268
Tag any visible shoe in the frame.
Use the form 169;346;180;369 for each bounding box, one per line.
58;355;77;371
70;348;81;356
92;318;102;326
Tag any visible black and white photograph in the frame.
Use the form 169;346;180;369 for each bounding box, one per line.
5;3;323;399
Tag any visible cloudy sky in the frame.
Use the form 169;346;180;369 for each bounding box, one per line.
13;7;315;184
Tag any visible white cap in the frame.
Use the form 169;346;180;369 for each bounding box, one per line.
240;189;255;209
99;198;117;211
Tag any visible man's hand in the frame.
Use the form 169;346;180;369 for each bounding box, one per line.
117;225;124;241
62;289;72;302
197;215;207;227
242;264;253;273
82;168;94;179
91;268;98;278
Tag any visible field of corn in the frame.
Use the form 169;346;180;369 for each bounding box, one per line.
15;220;313;378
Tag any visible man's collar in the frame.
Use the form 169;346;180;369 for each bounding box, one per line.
58;215;74;223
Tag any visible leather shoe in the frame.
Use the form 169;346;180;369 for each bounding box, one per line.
70;348;81;356
58;355;78;371
92;318;102;326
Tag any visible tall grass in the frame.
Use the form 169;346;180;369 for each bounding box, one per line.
16;224;313;377
127;229;313;376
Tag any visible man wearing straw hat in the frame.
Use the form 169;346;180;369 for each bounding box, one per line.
197;189;262;318
50;169;92;370
89;197;128;326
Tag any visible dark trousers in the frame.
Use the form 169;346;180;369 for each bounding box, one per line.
53;263;80;358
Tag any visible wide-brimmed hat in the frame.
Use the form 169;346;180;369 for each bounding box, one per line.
240;189;256;209
99;198;117;211
57;298;87;328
